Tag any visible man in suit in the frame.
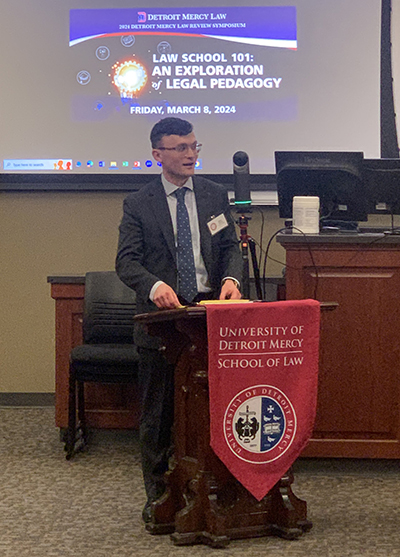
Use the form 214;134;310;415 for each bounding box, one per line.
116;117;241;523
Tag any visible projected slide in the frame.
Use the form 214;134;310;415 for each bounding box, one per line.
70;7;296;125
0;1;382;176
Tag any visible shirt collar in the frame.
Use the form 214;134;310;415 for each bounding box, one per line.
161;174;194;197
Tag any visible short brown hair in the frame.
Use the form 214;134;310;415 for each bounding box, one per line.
150;117;193;148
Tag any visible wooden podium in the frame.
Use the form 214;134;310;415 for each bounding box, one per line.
135;306;311;548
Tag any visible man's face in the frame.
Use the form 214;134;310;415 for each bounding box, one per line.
152;132;198;186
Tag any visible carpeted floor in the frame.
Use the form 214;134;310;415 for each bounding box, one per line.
0;407;399;557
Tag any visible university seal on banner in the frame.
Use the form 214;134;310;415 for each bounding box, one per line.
224;385;297;464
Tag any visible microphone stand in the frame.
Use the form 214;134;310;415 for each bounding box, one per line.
237;210;263;300
232;150;262;299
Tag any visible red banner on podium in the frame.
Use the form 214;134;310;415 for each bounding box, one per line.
206;299;320;501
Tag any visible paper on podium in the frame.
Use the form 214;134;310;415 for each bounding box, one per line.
198;299;250;305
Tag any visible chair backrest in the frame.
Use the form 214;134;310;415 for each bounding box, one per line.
83;272;137;344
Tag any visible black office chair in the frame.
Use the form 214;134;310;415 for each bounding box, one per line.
65;271;140;460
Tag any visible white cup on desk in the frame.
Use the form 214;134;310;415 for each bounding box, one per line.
292;196;320;234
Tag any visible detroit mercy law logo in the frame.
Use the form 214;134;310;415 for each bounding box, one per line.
223;385;297;464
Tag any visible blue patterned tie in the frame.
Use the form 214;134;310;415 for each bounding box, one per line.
175;187;198;303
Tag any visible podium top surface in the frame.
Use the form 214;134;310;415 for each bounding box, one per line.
134;301;337;324
134;306;206;325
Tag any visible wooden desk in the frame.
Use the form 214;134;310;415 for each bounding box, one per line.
277;232;400;458
48;276;139;430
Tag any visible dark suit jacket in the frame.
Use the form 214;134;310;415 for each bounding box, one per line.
116;175;242;347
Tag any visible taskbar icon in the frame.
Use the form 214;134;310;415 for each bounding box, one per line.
70;160;160;170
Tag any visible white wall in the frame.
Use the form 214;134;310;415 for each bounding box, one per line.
392;0;400;145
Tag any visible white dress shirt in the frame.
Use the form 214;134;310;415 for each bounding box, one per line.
149;175;212;301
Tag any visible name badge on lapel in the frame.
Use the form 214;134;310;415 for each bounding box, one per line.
207;213;228;236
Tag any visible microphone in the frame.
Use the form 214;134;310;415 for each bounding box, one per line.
233;151;251;207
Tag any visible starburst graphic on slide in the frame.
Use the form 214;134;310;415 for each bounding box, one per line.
111;60;147;98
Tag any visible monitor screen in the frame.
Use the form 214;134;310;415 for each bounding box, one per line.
0;0;382;180
363;158;400;215
275;151;367;222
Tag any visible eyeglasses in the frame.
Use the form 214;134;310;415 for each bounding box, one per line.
156;142;202;154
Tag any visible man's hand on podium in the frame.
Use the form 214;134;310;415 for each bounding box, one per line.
153;283;181;309
220;279;241;301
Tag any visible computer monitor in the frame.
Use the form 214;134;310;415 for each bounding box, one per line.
275;151;367;223
363;158;400;215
